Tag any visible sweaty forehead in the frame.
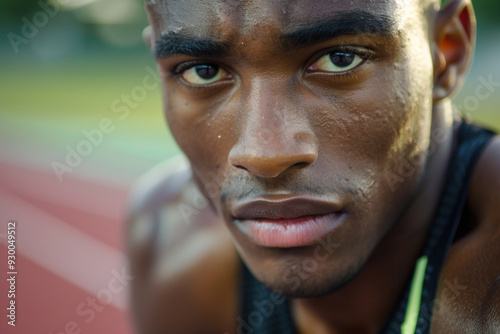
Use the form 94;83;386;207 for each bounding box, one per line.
146;0;412;40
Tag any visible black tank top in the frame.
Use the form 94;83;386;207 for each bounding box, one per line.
239;120;496;334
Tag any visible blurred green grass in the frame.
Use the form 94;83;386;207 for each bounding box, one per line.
0;54;181;182
1;56;160;124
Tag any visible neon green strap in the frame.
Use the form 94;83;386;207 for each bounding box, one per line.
401;255;428;334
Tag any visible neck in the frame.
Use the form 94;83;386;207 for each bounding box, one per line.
291;101;456;334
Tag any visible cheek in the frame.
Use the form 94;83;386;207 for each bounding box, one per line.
379;38;435;188
310;63;431;172
306;52;434;224
164;87;237;208
363;59;434;221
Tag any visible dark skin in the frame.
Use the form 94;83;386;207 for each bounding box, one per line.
127;0;500;333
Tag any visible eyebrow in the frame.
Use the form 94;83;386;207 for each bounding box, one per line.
282;11;396;50
155;34;231;59
154;10;395;59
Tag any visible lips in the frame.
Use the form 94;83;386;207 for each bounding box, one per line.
231;196;345;248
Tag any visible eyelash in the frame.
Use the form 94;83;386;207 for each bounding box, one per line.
307;45;374;78
170;45;374;87
173;61;212;75
171;60;233;92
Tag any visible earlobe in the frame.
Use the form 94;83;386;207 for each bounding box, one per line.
432;0;475;101
143;26;153;49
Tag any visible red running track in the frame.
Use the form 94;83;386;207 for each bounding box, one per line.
0;162;136;334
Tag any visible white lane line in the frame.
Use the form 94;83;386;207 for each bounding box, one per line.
0;189;130;311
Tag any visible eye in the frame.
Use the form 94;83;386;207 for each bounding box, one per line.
181;64;230;85
308;52;364;73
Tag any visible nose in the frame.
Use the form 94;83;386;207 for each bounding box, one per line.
228;81;318;178
228;132;317;178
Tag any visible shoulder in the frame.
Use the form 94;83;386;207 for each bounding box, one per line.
126;156;240;334
432;134;500;333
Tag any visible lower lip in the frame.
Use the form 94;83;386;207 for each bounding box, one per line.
235;213;344;248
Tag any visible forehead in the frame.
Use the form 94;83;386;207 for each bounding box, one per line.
146;0;417;39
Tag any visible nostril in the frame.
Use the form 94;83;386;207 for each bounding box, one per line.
292;162;310;169
234;164;248;171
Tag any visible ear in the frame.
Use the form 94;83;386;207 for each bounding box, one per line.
432;0;476;101
142;26;153;49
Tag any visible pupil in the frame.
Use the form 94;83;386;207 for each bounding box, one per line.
330;53;355;68
195;65;218;79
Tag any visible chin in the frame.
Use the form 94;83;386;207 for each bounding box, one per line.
254;256;363;298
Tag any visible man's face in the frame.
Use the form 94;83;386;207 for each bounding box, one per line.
147;0;437;296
